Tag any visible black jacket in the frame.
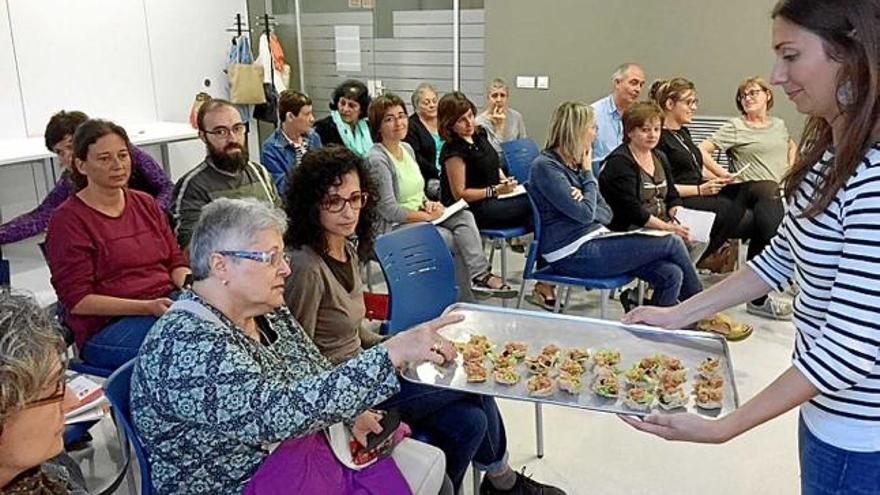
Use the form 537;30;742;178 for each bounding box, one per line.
598;144;682;231
313;115;344;147
403;113;440;182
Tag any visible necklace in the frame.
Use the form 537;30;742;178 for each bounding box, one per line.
668;129;701;173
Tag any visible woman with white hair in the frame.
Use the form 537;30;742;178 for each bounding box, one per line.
131;197;458;495
404;82;443;199
0;291;83;494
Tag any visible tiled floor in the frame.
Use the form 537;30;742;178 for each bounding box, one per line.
7;238;801;495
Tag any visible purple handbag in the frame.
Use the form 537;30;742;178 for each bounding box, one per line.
242;432;413;495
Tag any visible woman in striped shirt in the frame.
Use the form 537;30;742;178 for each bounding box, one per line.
621;1;880;493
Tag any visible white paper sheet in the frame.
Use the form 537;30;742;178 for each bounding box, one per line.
675;208;717;243
497;184;526;199
432;199;469;225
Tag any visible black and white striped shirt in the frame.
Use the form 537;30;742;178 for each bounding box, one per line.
750;144;880;452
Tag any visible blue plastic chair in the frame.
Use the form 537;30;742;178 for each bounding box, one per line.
374;223;458;335
517;184;634;318
104;359;152;495
500;138;539;184
517;185;637;459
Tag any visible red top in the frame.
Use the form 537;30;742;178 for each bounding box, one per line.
46;189;188;347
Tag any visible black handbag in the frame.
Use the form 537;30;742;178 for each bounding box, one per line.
253;83;278;125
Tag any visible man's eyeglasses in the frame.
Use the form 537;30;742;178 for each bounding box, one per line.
740;89;766;100
203;123;248;138
321;192;369;213
217;250;291;267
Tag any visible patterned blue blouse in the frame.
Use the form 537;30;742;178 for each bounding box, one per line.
130;291;400;494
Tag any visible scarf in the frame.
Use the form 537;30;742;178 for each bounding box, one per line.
331;110;372;157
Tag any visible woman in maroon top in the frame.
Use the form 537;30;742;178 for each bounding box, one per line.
46;120;190;371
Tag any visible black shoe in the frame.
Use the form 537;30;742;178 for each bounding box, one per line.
618;288;640;313
479;468;566;495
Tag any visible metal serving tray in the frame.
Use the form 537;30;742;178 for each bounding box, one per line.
402;303;739;417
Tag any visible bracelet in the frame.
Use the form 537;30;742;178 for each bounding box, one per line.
697;184;702;196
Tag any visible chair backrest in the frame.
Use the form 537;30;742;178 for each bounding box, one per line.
500;138;539;183
104;359;152;495
521;184;543;280
688;115;733;169
374;223;457;335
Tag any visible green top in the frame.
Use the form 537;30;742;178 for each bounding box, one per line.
708;116;791;183
388;145;426;211
431;132;444;172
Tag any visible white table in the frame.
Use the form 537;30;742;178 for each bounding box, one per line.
0;121;198;190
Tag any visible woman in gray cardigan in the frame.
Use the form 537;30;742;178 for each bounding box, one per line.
365;93;516;298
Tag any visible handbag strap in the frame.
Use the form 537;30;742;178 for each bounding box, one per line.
168;299;226;327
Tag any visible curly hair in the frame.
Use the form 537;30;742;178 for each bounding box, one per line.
284;145;379;259
329;79;371;119
0;290;65;435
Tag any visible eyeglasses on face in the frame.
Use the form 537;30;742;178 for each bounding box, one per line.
217;250;291;267
203;123;247;138
24;373;67;409
321;191;369;213
740;89;766;100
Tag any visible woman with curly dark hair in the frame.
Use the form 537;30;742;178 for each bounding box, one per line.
283;145;565;495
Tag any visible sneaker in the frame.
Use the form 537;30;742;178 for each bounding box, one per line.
471;272;518;299
747;297;793;321
480;468;566;495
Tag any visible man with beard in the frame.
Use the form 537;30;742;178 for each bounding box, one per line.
169;99;280;249
590;63;646;172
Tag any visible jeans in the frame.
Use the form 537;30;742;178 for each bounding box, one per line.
80;315;158;370
799;414;880;495
379;380;508;490
471;194;531;230
79;290;179;370
552;234;702;306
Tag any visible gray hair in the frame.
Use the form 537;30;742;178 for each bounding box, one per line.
411;82;437;109
189;198;288;281
486;77;508;95
611;63;641;83
0;290;65;432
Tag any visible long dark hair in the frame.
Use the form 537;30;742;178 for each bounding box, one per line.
284;145;378;259
774;0;880;217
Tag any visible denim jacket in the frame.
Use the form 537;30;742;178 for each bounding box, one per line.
528;149;612;257
260;127;322;193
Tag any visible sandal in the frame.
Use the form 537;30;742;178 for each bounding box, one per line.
697;313;753;342
471;272;518;299
526;289;560;311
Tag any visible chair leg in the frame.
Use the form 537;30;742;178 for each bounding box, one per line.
516;281;528;309
499;240;509;308
562;286;572;314
535;402;545;458
553;289;563;313
600;288;609;319
472;463;481;495
637;280;646;304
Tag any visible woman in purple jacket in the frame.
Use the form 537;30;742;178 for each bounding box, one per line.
0;110;173;245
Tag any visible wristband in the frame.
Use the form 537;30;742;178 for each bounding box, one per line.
697;184;702;196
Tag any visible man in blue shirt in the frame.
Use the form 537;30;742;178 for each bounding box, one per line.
590;63;646;172
260;90;322;193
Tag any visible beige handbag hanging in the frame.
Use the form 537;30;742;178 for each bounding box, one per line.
228;34;266;104
228;63;266;104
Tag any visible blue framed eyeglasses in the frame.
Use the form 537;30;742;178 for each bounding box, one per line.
217;250;291;267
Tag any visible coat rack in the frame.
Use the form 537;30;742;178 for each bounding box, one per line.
255;13;279;127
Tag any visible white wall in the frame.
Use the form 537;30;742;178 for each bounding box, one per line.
0;0;26;139
0;0;251;225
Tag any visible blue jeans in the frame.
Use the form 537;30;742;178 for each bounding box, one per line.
552;234;702;306
799;415;880;495
379;380;508;490
80;315;158;370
